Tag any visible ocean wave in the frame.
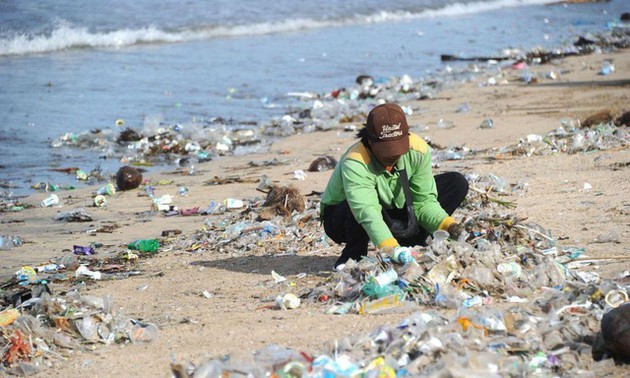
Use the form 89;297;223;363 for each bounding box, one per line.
0;0;557;56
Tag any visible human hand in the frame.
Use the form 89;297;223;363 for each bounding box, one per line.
447;223;465;239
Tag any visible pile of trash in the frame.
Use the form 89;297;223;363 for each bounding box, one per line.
430;115;630;165
2;162;627;376
186;185;325;256
0;256;161;376
483;118;630;160
168;173;629;376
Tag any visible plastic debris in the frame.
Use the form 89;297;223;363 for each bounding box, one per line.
40;194;59;207
55;208;92;222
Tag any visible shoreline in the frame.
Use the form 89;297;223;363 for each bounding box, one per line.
1;38;629;376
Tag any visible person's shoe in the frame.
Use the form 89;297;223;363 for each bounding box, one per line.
333;255;349;270
334;263;346;271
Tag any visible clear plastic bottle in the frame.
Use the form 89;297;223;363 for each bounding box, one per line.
0;235;22;250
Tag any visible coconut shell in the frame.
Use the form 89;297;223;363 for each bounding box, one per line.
594;302;630;363
308;156;337;172
258;185;305;220
615;110;630;126
116;166;143;191
582;110;613;128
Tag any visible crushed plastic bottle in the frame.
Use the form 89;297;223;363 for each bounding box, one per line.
127;239;160;253
0;235;22;250
479;118;494;129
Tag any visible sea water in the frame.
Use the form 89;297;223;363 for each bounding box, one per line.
0;0;626;195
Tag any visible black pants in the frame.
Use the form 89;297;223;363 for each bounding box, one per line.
323;172;468;267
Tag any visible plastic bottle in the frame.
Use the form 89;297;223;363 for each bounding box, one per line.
373;269;398;287
434;284;460;309
41;194;60;207
462;295;483;308
362;271;403;299
128;239;160;253
497;262;523;279
0;235;22;250
36;263;61;273
97;183;116;196
392;247;415;265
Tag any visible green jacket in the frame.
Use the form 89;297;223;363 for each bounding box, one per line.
320;132;455;250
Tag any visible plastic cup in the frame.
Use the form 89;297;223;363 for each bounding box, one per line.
605;290;629;308
224;198;244;209
41;194;60;207
76;170;88;180
374;269;398;287
97;183;116;196
130;322;159;343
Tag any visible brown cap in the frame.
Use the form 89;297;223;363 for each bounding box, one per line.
366;103;410;157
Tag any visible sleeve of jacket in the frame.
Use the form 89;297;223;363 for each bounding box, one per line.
341;159;399;250
408;145;456;233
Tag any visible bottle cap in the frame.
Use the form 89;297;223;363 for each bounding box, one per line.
94;195;107;207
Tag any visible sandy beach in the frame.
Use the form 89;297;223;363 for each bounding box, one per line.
1;45;629;376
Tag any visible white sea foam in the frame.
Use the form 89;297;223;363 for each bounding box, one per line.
0;0;557;56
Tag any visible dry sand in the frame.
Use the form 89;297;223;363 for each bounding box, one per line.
1;48;629;377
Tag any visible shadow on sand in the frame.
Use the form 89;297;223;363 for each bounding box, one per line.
190;254;338;277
